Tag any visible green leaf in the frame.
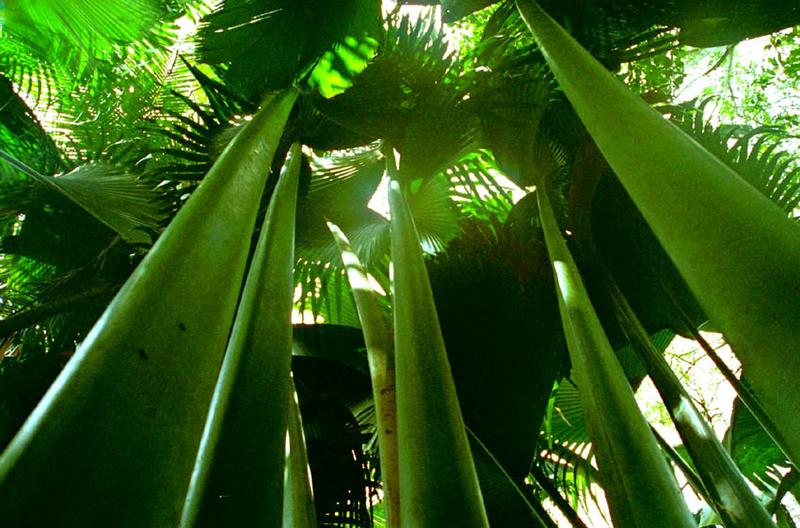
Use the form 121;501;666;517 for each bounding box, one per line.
296;144;387;267
673;109;800;215
306;35;378;98
198;0;380;100
516;0;800;468
0;156;165;245
388;164;489;527
3;0;164;51
0;89;297;527
730;397;790;490
405;173;461;253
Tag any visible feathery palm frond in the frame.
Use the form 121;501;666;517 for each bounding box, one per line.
0;33;74;110
446;151;517;222
4;0;166;51
673;100;800;215
472;0;800;71
0;0;190;119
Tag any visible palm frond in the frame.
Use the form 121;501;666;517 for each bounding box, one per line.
535;438;600;513
307;142;384;193
0;33;74;110
140;61;258;205
293;173;391;327
197;0;381;101
729;396;791;492
446;153;516;222
315;13;457;144
673;101;800;215
0;153;165;245
295;146;387;267
480;0;800;74
0;0;188;119
305;35;379;99
5;0;166;50
405;174;461;253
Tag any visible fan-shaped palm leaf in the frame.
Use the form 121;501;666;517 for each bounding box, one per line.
0;153;165;245
197;0;380;101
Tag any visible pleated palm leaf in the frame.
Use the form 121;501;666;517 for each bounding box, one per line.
0;69;175;452
196;0;382;101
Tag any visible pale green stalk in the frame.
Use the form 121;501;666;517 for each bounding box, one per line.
388;160;489;528
180;142;302;528
0;89;297;527
328;221;400;528
516;0;800;467
282;387;318;528
536;184;695;527
604;270;775;527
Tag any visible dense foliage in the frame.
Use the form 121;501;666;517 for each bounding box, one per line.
0;1;799;526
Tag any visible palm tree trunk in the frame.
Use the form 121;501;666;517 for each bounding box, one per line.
282;387;319;528
180;142;302;528
603;266;775;527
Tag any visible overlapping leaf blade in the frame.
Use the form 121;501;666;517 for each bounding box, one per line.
180;142;302;527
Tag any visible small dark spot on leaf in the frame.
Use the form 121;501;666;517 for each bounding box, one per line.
138;348;148;360
178;322;187;332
